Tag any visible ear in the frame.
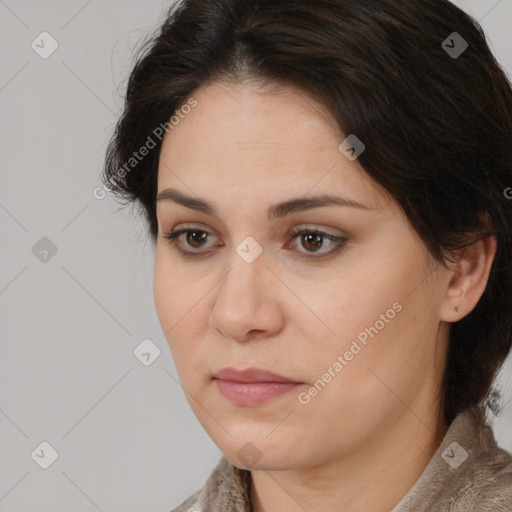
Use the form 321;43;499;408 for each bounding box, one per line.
439;235;497;322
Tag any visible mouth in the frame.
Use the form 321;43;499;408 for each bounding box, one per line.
212;367;305;407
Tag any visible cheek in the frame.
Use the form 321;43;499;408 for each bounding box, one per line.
153;250;209;375
304;267;404;345
299;245;431;372
153;252;175;330
153;252;191;350
153;246;198;323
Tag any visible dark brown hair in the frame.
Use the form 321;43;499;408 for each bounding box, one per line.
102;0;512;425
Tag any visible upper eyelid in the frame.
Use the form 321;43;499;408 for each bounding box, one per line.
166;222;344;236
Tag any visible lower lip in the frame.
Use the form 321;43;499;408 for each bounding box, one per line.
214;379;302;406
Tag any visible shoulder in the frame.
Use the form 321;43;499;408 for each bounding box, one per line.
442;407;512;511
169;489;202;512
393;405;512;512
455;421;512;511
168;456;251;512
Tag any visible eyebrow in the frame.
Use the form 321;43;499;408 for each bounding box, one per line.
156;187;374;221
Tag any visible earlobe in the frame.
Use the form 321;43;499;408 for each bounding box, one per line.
439;235;497;323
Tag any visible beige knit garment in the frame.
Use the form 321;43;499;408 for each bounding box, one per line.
171;406;512;512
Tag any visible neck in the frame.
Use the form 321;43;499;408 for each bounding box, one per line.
249;405;448;512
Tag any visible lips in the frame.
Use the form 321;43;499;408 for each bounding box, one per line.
213;367;301;383
212;367;304;406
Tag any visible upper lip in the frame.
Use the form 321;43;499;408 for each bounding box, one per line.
213;367;302;383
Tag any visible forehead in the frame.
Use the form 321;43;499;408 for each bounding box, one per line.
157;80;390;211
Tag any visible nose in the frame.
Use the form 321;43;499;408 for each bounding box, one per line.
208;248;285;343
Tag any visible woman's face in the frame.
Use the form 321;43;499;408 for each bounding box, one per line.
154;80;452;470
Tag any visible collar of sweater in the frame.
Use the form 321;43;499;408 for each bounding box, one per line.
181;406;512;512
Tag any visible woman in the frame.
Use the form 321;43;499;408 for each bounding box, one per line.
102;0;512;510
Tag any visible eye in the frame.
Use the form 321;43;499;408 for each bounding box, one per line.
286;225;348;259
163;227;217;257
162;224;348;260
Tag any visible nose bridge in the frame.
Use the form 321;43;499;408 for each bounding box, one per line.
219;239;269;307
209;240;283;340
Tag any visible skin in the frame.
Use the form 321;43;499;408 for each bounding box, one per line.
153;79;497;512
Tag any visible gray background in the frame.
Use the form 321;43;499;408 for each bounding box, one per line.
0;1;511;511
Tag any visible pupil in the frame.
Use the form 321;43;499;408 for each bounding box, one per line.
188;231;207;248
303;233;322;252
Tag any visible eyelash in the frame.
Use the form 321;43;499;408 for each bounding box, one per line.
162;225;348;260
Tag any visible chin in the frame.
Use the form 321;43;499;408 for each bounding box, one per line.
224;446;299;472
210;426;307;471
